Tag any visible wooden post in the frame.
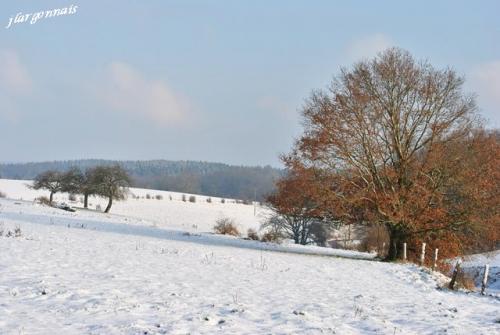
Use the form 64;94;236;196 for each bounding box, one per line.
481;264;489;295
420;242;426;266
432;248;439;270
403;243;407;261
449;261;461;290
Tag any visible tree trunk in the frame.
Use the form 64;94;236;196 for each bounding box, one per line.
49;192;54;205
293;231;300;244
105;197;113;213
386;224;405;261
84;193;89;209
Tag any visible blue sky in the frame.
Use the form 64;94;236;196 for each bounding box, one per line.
0;1;499;166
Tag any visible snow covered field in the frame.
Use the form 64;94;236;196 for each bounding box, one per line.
1;179;499;334
0;179;266;234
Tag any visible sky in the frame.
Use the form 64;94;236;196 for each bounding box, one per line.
0;0;499;167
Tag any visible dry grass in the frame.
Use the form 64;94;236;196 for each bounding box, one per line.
214;217;240;236
35;196;51;206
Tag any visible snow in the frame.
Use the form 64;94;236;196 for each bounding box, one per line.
1;180;499;334
460;251;500;295
0;178;266;234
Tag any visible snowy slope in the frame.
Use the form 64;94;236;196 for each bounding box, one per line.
0;179;267;234
1;198;499;334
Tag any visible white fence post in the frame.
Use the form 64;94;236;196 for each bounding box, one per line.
432;248;439;270
403;243;407;261
420;242;426;266
481;264;489;295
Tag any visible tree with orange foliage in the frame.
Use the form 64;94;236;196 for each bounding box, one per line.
287;48;498;260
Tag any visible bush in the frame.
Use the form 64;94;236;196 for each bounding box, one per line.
182;194;187;202
206;197;212;203
214;217;240;236
68;193;77;201
189;195;196;203
35;196;51;206
155;194;163;200
146;194;151;199
221;198;225;204
456;270;476;291
260;230;281;243
309;221;330;247
247;228;259;240
0;190;6;198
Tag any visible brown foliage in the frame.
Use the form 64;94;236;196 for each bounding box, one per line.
213;217;240;236
285;48;498;260
247;228;259;240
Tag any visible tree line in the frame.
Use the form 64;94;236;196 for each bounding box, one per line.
32;165;130;213
0;159;281;201
267;48;499;261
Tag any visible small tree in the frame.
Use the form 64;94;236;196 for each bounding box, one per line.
91;165;131;213
80;168;101;209
266;166;337;245
61;167;99;209
31;170;64;205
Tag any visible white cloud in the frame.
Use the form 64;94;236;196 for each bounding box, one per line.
0;49;33;121
0;49;32;93
345;33;394;62
103;62;190;125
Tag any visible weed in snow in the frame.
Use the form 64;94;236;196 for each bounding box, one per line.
202;252;216;265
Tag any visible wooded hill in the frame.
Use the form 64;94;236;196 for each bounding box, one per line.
0;159;282;201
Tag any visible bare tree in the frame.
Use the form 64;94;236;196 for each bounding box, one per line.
91;165;131;213
266;166;338;245
31;170;65;205
293;48;478;259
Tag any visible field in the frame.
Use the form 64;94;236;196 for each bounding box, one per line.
0;179;499;334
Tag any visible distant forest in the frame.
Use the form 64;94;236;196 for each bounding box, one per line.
0;160;283;201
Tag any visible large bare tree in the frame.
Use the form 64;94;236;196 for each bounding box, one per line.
293;48;479;259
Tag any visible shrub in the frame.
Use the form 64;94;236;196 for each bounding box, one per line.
146;194;151;199
309;221;330;247
35;196;51;206
68;193;77;201
155;194;163;200
221;198;225;204
189;195;196;203
206;197;212;203
456;271;476;291
260;230;281;243
0;190;6;198
182;194;187;202
214;217;240;236
247;228;259;240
